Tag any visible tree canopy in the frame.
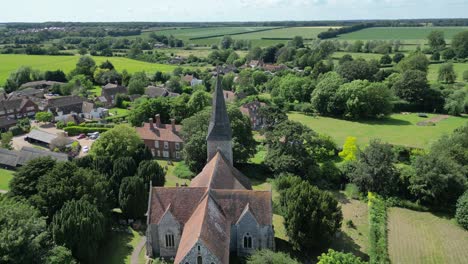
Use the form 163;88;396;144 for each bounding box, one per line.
90;124;142;160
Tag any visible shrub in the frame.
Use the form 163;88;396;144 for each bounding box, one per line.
173;162;195;179
64;126;109;136
368;192;389;264
455;190;468;230
247;249;300;264
8;125;23;136
56;121;66;129
317;249;366;264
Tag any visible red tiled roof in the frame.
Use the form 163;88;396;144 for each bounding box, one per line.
190;151;252;190
135;122;183;143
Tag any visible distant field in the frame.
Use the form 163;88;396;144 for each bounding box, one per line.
337;27;468;42
0;168;14;191
428;63;468;83
388;207;468;264
332;51;384;61
149;26;275;41
288;112;467;148
0;54;178;85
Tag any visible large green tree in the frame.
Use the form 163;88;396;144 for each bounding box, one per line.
181;106;256;173
392;70;429;104
427;30;446;52
71;56;96;80
336;58;379;82
311;72;344;116
90;124;142;160
136;160;165;187
282;181;342;251
52;199;106;262
397;52;429;72
438;63;457;84
128;72;149;95
456;190;468;230
119;176;148;219
452;31;468;58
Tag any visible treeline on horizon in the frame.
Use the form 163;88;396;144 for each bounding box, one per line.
5;18;468;29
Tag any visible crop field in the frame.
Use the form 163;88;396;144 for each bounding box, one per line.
388;207;468;264
336;26;468;42
147;26;276;41
0;54;178;85
0;168;14;191
288;112;467;148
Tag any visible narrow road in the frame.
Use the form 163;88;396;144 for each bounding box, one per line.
131;236;146;264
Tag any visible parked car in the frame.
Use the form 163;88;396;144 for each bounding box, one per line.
82;146;89;153
77;134;86;139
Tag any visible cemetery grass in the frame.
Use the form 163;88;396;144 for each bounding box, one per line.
0;168;14;191
96;226;144;264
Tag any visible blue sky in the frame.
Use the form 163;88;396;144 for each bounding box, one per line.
2;0;468;22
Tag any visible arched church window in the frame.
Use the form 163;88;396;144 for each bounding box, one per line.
243;233;253;248
165;233;175;248
197;255;203;264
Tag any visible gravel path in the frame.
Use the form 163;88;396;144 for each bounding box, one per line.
131;236;146;264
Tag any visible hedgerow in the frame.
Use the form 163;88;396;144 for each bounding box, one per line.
368;192;390;264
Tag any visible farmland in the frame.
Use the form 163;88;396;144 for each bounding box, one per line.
288;112;467;148
337;26;468;41
388;207;468;264
0;54;179;85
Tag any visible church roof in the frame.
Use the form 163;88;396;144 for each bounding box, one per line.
206;74;232;141
174;192;230;264
190;151;252;190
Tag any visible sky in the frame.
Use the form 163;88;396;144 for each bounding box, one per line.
1;0;468;22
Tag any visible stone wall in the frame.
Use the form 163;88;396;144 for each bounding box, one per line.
207;140;233;164
179;240;221;264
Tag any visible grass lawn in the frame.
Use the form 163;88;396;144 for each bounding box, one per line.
96;226;144;264
157;160;188;187
428;62;468;84
89;85;103;97
336;27;468;42
109;107;131;116
332;51;384;61
0;54;179;85
0;168;14;191
289;112;467;148
388;207;468;264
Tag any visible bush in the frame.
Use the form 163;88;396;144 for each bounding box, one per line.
317;249;366;264
247;249;300;264
56;121;66;129
8;125;24;136
455;191;468;230
64;126;110;136
173;162;195;179
368;192;389;264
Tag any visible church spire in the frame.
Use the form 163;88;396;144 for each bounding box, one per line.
206;71;233;164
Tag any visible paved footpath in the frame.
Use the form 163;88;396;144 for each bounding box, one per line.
131;236;146;264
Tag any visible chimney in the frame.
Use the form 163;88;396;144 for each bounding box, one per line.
171;119;176;132
149;118;154;129
155;114;161;128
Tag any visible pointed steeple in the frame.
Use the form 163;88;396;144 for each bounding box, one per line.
207;71;232;141
206;70;233;164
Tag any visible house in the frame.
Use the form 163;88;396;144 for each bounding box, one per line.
0;146;68;169
55;113;83;125
42;96;85;115
168;56;186;65
181;75;203;87
7;88;44;100
136;115;183;160
0;117;17;132
222;90;236;103
246;60;288;72
239;101;266;130
100;83;128;106
145;86;180;98
19;80;65;90
154;43;167;49
146;75;274;263
81;101;109;120
25;129;73;148
0;98;38;119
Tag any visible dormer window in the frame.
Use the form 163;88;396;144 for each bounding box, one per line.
243;233;253;249
164;141;169;149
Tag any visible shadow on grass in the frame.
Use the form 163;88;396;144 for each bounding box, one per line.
237;163;272;182
355;117;412;126
330;231;369;262
95;227;134;264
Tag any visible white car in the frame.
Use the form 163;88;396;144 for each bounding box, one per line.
82;146;89;153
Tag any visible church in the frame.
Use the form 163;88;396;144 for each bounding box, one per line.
146;74;275;264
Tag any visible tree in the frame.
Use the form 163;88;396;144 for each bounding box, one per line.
336;59;379;82
9;157;56;199
380;54;392;65
119;176;148;219
45;70;67;82
392;70;429;104
1;131;13;150
339;54;353;65
397;52;429;72
317;249;366;264
438;63;457;84
111;156;137;201
452;31;468;58
431;51;440;61
90;124;142;160
444;87;468;116
349;139;398;196
427;30;446;52
339;136;358;161
282;181;342;251
0;196;50;264
463;70;468;82
72;56;96;79
272;74;314;102
442;48;456;60
247;249;300;264
456;190;468;230
52;199;106;262
128;72;149;95
166;76;182;94
220;36;234;49
4;66;34;92
136;160;165;187
258;105;287;131
289;36;304;48
188;90;211;115
181;106;256;173
311;72;344;116
99;60;115;70
393;52;405;63
45;246;77;264
35;111;54;123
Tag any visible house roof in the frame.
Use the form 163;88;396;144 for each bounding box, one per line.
81;101;95;114
182;75;194;83
20;80;65;89
45;96;84;109
0;148;19;167
145;86;168;98
25;129;58;144
0;146;68;167
190;151;252;190
0;117;17;128
7;88;44;100
0;98;33;111
135;122;183;143
102;83;128;96
174;192;229;264
207;74;232;141
222;90;236;103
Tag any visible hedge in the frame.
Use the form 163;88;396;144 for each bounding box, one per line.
64;126;110;136
368;192;390;264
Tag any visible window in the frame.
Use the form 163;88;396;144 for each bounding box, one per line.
154;141;159;148
157;150;161;157
165;233;175;248
163;151;169;158
164;141;169;149
176;152;180;159
243;233;252;249
175;143;180;150
197;256;203;264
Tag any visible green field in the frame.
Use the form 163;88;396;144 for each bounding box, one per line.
289;112;467;148
337;27;468;42
0;168;14;191
428;63;468;83
0;54;179;85
332;51;384;61
388;207;468;264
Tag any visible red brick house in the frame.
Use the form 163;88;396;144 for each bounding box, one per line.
0;98;38;119
240;101;266;130
136;114;183;160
